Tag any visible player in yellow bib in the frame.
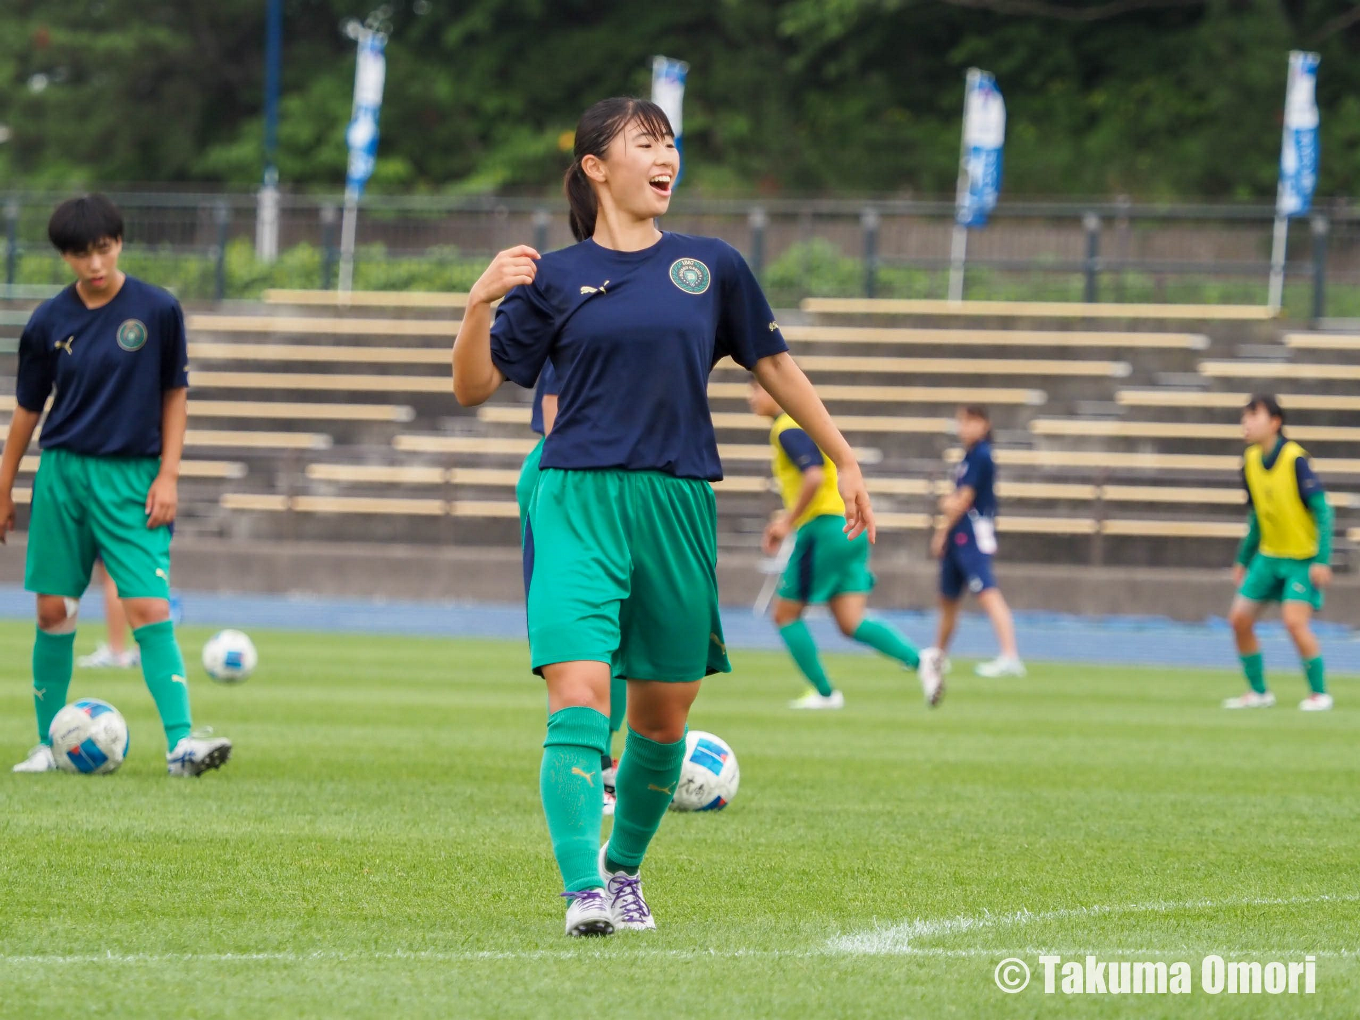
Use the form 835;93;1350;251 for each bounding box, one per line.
1225;395;1334;711
749;379;943;708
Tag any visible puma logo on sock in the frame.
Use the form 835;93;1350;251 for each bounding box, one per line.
648;782;676;796
171;675;187;686
571;766;596;786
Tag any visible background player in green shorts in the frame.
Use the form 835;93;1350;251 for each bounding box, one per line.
748;379;943;709
1225;394;1334;712
0;194;232;774
454;98;873;937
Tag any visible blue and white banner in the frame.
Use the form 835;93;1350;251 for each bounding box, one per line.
345;31;387;195
956;70;1006;228
651;55;688;184
1277;50;1320;218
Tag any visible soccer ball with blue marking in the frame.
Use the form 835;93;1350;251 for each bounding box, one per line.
202;629;257;683
670;730;740;812
49;698;130;775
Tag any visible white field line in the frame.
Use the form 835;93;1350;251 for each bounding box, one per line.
1;894;1355;966
830;892;1360;955
0;947;1356;967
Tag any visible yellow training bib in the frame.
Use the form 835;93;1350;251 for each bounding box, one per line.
1243;439;1318;559
769;413;843;528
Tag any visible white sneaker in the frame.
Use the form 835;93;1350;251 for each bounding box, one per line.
602;789;616;817
1223;690;1276;709
12;744;57;773
166;733;232;777
1299;693;1334;712
77;644;138;669
562;888;614;937
918;648;946;708
975;656;1026;678
789;689;845;710
598;846;656;931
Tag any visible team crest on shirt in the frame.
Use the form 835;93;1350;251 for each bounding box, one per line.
669;258;710;295
116;319;148;352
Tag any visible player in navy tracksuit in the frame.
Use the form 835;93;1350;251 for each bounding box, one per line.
926;405;1024;677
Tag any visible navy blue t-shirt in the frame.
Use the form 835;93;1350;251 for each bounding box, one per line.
490;232;788;480
16;277;189;458
529;360;559;436
951;440;997;540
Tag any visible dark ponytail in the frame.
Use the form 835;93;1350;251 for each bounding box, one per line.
564;97;674;242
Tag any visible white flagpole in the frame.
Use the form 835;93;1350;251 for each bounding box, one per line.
1267;191;1288;312
947;69;980;304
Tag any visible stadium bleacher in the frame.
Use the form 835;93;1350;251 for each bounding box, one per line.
3;291;1356;571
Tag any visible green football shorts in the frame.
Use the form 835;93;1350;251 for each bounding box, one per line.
1238;553;1323;611
25;448;172;601
777;513;874;604
524;467;729;682
516;436;545;533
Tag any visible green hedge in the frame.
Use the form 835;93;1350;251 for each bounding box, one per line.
2;236;1340;320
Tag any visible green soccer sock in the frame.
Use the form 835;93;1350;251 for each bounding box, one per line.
853;618;922;670
606;726;687;875
33;630;76;744
541;707;610;892
1240;651;1267;695
779;620;834;696
133;621;192;752
1303;656;1326;696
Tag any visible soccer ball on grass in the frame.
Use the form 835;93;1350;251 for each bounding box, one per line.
670;730;739;812
49;698;130;775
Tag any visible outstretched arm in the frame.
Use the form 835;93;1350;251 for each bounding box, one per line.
752;352;874;542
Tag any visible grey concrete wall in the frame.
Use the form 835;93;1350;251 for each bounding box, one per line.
5;535;1353;623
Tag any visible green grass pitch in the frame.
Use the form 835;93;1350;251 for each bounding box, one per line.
1;620;1356;1019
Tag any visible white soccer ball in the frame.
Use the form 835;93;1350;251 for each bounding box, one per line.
49;698;130;775
670;730;740;812
202;629;257;683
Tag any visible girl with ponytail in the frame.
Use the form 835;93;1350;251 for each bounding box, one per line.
452;96;873;937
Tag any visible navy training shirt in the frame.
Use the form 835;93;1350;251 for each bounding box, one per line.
529;359;559;436
15;277;189;458
489;232;788;480
951;439;997;540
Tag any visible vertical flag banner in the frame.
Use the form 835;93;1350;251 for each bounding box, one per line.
651;56;689;184
956;70;1006;228
339;28;387;295
345;31;387;196
1277;50;1320;218
1268;50;1321;310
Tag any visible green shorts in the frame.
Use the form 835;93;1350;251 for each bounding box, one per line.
25;448;172;601
524;467;729;682
516;436;545;533
777;513;875;604
1238;554;1323;611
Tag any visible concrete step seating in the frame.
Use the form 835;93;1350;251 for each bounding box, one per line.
0;420;330;451
801;297;1276;321
1029;418;1360;444
262;289;471;309
1117;390;1360;412
0;394;413;424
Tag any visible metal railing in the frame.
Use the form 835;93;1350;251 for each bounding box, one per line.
1;190;1357;318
